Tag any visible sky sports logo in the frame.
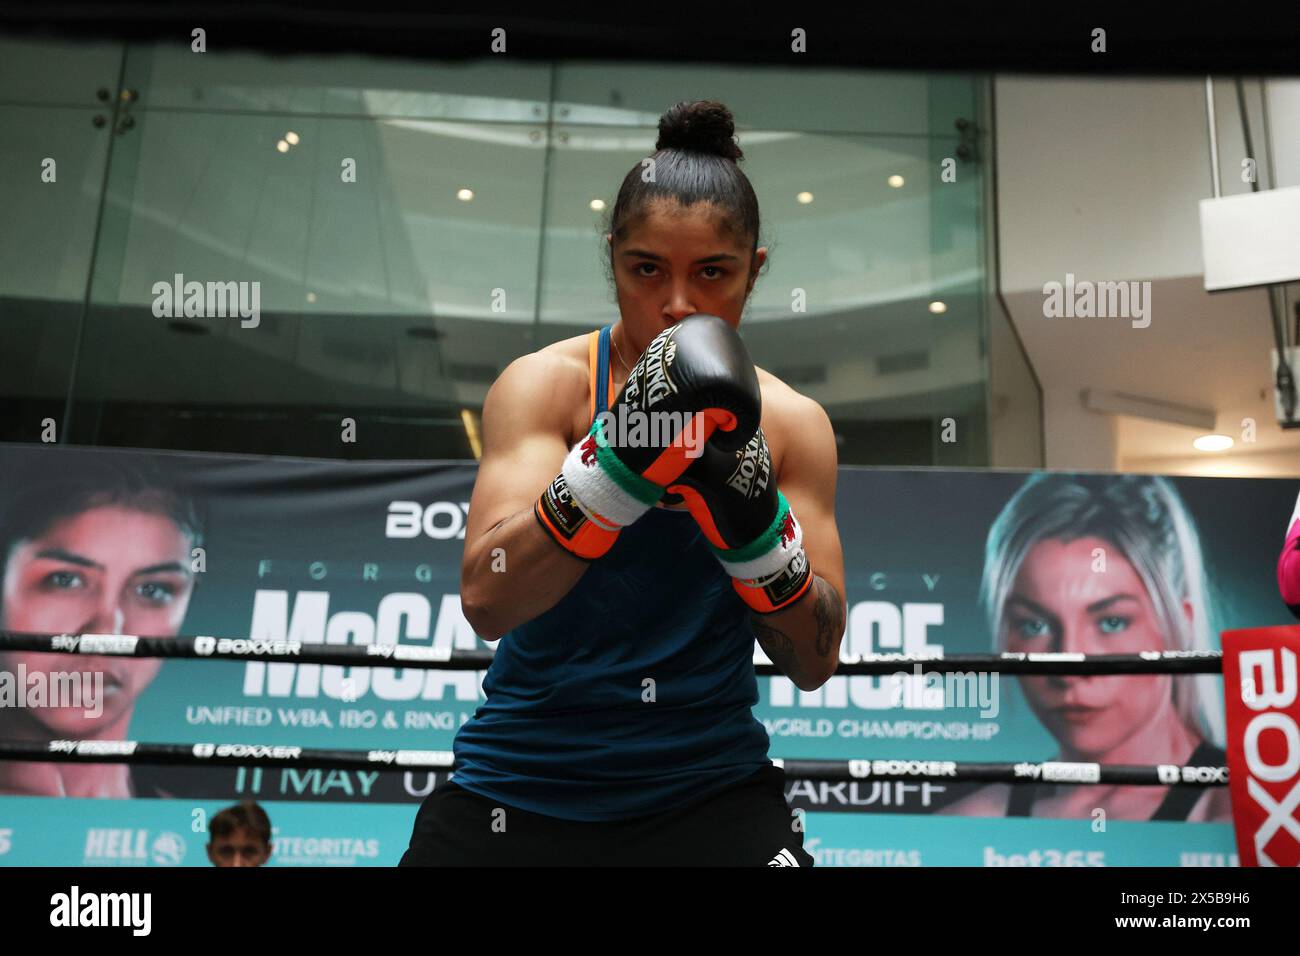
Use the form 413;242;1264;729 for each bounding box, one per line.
50;886;151;936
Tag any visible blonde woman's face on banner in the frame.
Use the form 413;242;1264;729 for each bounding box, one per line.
0;504;195;734
1001;535;1176;757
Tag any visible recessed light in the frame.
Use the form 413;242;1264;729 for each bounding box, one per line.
457;188;474;202
590;198;607;212
285;131;300;146
275;140;289;153
888;174;905;188
928;301;947;314
796;191;814;204
1193;435;1233;452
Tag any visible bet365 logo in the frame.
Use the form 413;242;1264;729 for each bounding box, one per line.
385;501;470;539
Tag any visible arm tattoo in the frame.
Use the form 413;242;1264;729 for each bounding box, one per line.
750;576;844;685
750;614;801;682
811;577;844;659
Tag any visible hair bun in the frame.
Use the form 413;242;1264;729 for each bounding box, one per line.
656;100;743;161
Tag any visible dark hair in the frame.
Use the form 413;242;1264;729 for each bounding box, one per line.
605;100;764;279
0;451;206;579
209;801;272;844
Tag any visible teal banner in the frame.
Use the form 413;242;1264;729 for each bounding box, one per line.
0;444;1291;864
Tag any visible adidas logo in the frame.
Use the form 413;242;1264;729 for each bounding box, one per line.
767;848;800;867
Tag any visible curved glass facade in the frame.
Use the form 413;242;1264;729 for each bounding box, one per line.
0;37;1039;466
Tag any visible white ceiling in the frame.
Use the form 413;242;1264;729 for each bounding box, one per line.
995;75;1300;477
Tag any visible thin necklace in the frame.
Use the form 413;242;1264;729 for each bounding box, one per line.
610;325;632;383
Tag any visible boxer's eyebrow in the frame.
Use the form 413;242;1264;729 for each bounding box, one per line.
1005;594;1059;625
33;550;190;577
1085;594;1140;613
33;549;101;570
622;250;740;264
132;561;190;576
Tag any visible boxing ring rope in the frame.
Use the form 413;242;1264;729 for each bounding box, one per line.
0;741;1227;787
0;631;1225;675
0;630;1230;786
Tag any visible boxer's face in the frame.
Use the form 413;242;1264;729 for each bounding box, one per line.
1001;536;1179;757
0;505;195;735
607;198;766;353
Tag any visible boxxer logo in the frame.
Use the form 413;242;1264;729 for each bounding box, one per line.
386;501;470;540
727;434;770;498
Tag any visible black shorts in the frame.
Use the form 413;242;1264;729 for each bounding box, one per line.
398;764;814;867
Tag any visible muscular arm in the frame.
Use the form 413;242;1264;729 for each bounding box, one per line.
459;353;591;641
750;398;847;691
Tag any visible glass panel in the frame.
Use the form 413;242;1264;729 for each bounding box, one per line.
0;37;997;467
66;97;549;457
542;118;988;465
555;62;974;137
126;46;551;122
0;36;122;107
978;78;1042;467
0;38;122;443
988;295;1043;467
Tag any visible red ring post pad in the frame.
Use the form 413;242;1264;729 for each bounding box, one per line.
1221;625;1300;866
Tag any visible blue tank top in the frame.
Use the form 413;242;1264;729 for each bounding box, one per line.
451;324;772;821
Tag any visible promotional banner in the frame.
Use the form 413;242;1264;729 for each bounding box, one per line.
1;442;1292;865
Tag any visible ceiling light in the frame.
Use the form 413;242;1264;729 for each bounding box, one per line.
1193;434;1233;452
928;301;947;314
796;191;814;204
457;188;474;202
888;174;905;188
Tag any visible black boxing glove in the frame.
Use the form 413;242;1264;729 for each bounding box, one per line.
666;425;813;613
535;314;761;559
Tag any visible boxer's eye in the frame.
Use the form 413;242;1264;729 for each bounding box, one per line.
45;570;85;591
1097;615;1130;635
1010;616;1050;639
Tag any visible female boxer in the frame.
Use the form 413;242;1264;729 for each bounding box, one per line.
401;100;847;866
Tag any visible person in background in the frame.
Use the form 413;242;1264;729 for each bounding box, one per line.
207;800;273;867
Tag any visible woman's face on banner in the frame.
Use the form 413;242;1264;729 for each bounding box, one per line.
1001;535;1175;756
0;504;196;735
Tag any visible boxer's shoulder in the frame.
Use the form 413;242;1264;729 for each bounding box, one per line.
531;332;609;445
754;366;834;466
488;336;589;441
533;331;591;376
